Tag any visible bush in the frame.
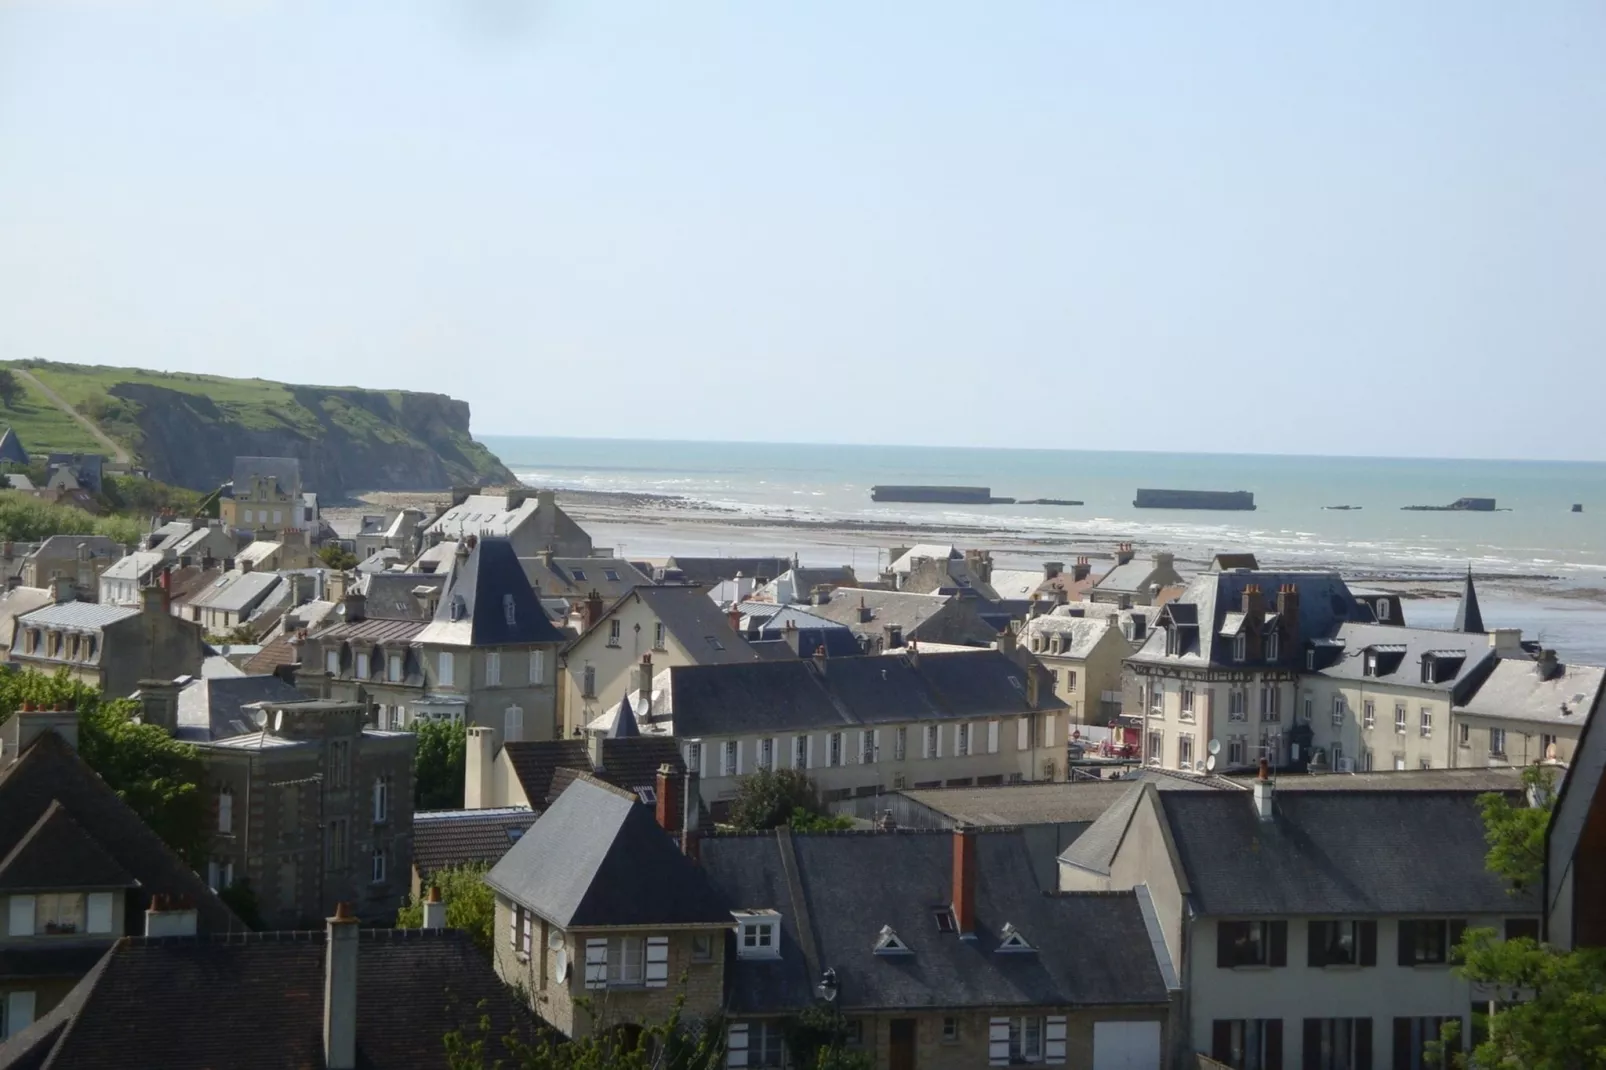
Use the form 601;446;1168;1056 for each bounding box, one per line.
396;863;496;955
728;768;841;832
0;493;141;544
414;718;468;810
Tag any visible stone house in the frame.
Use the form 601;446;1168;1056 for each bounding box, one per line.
1450;650;1602;768
146;517;238;564
0;709;238;1040
18;535;121;592
9;588;206;699
423;488;593;559
95;551;168;607
799;587;1003;653
137;681;416;927
184;569;287;636
464;722;687;813
220;456;311;534
1059;769;1541;1070
1017;609;1141;724
1090;547;1185;607
485;773;732;1039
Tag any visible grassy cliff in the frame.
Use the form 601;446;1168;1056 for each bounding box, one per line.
1;360;514;498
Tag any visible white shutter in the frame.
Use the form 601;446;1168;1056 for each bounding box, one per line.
727;1023;750;1069
86;892;113;935
207;861;220;891
584;938;609;989
989;1017;1011;1066
936;725;944;758
807;735;815;769
1045;714;1056;748
736;740;745;775
846;733;857;765
1018;716;1030;750
6;990;36;1036
504;706;523;743
8;895;34;937
988;720;1000;754
1046;1016;1067;1064
922;727;932;759
645;935;669;987
873;729;882;764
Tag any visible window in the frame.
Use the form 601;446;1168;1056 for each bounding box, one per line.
1265;633;1279;661
1394;753;1406;771
1177;733;1194;771
603;569;620;583
1304;694;1313;722
34;893;85;935
1505;917;1541;942
1308;920;1376;967
607;619;621;646
355;651;370;679
1361;747;1374;772
325;649;340;675
1364;652;1379;677
957;723;970;757
520;909;533;957
1228;688;1248;721
582;665;596;698
1147;731;1163;764
1228;736;1246;766
1066;670;1077;692
759;737;774;770
942;1017;960;1043
843;1021;864;1047
1331;695;1345;727
509;905;523;949
387;653;403;682
794;734;809;769
607;935;646;985
371;847;387;884
746;1021;786;1069
1489;727;1507;756
328;818;349;869
502;593;517;627
934;909;956;933
571;569;587;582
1148;682;1163;714
529;650;545;685
273;509;282;524
1393;1017;1461;1070
1260;686;1281;721
1363;700;1375;729
1210;1019;1282;1070
1216;920;1286;968
1232;634;1247;662
705;636;725;652
723;740;739;777
736;914;780;959
894;726;907;761
1007;1016;1044;1064
373;776;391;823
692;933;716;961
217;787;233;833
1181;687;1195;719
438;652;455;687
1398;919;1463;966
922;724;938;758
1542;732;1559;756
828;732;843;767
1395;704;1407;734
485;651;501;686
1301;1018;1371;1070
1419;707;1432;737
1378;600;1391;621
328;740;350;788
861;730;875;764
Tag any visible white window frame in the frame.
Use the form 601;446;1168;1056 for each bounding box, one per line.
735;914;780;960
1420;707;1433;738
437;651;455;687
1181;687;1195;719
529;649;545;685
218;787;233;833
371;847;387;884
325;649;340;675
860;730;875;764
653;622;666;650
1395;703;1408;734
957;723;970;757
1177;733;1194;771
1490;727;1507;756
1228;688;1248;721
355;651;370;679
372;776;389;823
608;935;646;986
504;705;523;742
723;740;739;777
485;651;501;687
759;737;774;770
1331;694;1345;727
608;619;622;647
387;652;404;683
1363;700;1375;729
828;732;843;767
794;734;809;770
894;726;908;762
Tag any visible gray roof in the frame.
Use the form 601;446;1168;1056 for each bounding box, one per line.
1313;623;1497;696
1156;787;1539;916
1455;657;1606;727
231;456;300;492
1131;570;1366;668
524;557;650;598
986;569;1048;600
1057;775;1237;876
425;494;540;541
186;571;284;615
27;535;120;561
358;572;444;620
1226;767;1528;792
1093;560;1165;594
806;588;1000;647
98;551;167;582
1021;615;1115;659
901;781;1138;827
16;601;140;631
172;674;306;742
667;649;1065;737
699;829;1169;1013
889;544;960;574
1453;570;1485;633
0;587;53;646
415;537;567;648
597;585;761;665
485;776;730;929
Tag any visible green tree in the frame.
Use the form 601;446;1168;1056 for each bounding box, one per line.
0;369;21;409
414;717;468;810
397;863;497;955
446;989;725;1070
319;543;360;571
220;878;266;930
0;669;209;865
728;768;844;832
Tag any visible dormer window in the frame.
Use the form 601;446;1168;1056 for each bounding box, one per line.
997;923;1034;953
874;925;912;955
503;594;517;627
1232;634;1247;663
1165;627;1179;657
734;910;781;959
1365;652;1378;677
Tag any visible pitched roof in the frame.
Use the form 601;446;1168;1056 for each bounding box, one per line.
241;635;298;675
424;493;542;540
0;426;29;466
230;455;300;492
97;551;166;582
805;588;998;646
1130;570;1365;667
700;829;1169;1014
173;674;305;742
16;602;140;632
0;731;238;933
899;781;1139;827
1021;615;1116;659
185;570;283;615
597;585;761;665
1156;787;1538;916
503;737;686;809
1057;775;1239;877
0;929;535;1070
486;776;730;929
412;807;537;879
1453;569;1486;633
662;556;793;586
0;801;138;892
415;537;566;648
1313;623;1496;695
1455;657;1606;728
524;556;650;599
0;586;53;647
28;535;120;560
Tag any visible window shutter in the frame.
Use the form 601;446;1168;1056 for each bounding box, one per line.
504;706;523;744
727;1023;750;1069
988;1017;1011;1066
1018;716;1030;750
1302;1020;1321;1070
1270;921;1288;967
1360;920;1377;966
1397;922;1414;966
1449;919;1467;953
1264;1019;1283;1069
1307;921;1324;967
873;729;882;763
1216;923;1234;968
1392;1018;1411;1066
1044;714;1056;748
645;936;669;987
736;740;744;775
86;892;113;935
1045;1016;1067;1064
807;735;815;768
987;720;999;754
1211;1021;1233;1062
9;895;35;937
584;938;608;989
1355;1018;1373;1070
923;728;932;759
6;990;36;1035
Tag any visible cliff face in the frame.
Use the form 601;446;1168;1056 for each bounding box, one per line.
108;382;515;498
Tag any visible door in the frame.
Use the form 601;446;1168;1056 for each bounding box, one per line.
889;1018;916;1070
1093;1020;1162;1070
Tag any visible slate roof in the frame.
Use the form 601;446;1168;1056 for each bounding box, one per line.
1130;570;1366;667
700;829;1169;1013
503;737;686;809
16;602;139;632
1454;657;1606;727
524;556;650;598
358;572;444;621
1021;615;1115;660
231;455;300;493
1057;775;1239;877
0;731;238;933
425;493;542;541
416;537;566;648
986;569;1048;600
889;544;960;574
1453;570;1485;633
0;427;29;466
0;801;138;892
28;535;120;562
163;565;226;609
0;929;536;1070
663;556;793;586
899;781;1138;827
186;570;283;615
588;585;762;666
806;588;997;646
667;650;1065;738
412;808;537;879
486;776;731;929
172;674;305;742
1156;788;1539;916
1313;623;1496;696
1225;767;1527;792
97;551;166;583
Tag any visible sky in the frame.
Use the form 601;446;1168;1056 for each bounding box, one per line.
1;2;1603;461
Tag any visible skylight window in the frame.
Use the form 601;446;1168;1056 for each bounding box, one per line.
706;636;725;651
604;569;620;582
933;909;956;933
997;923;1034;953
874;925;911;955
572;569;587;582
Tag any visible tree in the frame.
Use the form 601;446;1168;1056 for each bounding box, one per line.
319;543;360;571
728;768;846;832
414;717;468;810
396;863;497;955
445;990;725;1070
0;669;209;866
0;369;21;409
1427;766;1606;1069
220;878;266;930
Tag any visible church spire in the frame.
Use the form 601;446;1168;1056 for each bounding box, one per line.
1452;566;1485;633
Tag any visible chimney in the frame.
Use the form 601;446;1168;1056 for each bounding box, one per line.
857;597;873;624
464;727;496;809
1489;628;1524;658
655;764;683;837
586;728;604;772
138;584;165;615
143;894;199;938
811;586;833;606
1043;561;1063;581
422;886;447;931
952;826;977;939
727;606;743;635
51;575;75;604
1537;649;1561;681
0;705;80;763
582;590;605;633
506;486;532;510
682;770;701;859
1241;584;1266;658
883;623;904;650
342;590;366;624
1276;583;1300;651
997;625;1017;658
1072;556;1091;582
638;655;654;720
135;679;179;734
324;903;359;1070
1153;551;1174;570
1114;542;1135;566
1253;758;1274;821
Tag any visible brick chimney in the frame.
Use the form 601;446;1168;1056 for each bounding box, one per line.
1275;583;1300;653
1241;584;1266;659
727;606;743;635
1114;543;1135;566
997;625;1017;658
144;893;199;937
655;764;683;839
1072;556;1091;582
342;590;366;624
422;885;446;931
324;902;359;1070
581;590;605;633
952;826;977;939
682;769;701;859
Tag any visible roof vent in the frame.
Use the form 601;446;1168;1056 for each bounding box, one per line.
873;925;912;955
997;923;1034;953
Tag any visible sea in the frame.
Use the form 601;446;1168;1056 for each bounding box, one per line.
482;436;1606;662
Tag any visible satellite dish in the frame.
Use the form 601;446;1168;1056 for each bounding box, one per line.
1205;754;1217;772
547;931;565;952
253;709;269;729
554;950;569;983
1207;739;1222;756
273;710;284;733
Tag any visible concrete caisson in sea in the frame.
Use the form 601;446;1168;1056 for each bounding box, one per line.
1132;488;1256;511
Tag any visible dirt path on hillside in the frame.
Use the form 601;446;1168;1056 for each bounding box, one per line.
13;367;132;464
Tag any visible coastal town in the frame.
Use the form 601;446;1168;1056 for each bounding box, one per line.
0;435;1601;1070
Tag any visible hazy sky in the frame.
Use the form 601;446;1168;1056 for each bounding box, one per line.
2;2;1603;460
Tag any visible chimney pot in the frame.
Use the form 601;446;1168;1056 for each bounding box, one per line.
1253;759;1274;821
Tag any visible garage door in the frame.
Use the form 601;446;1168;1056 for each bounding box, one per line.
1093;1020;1162;1070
